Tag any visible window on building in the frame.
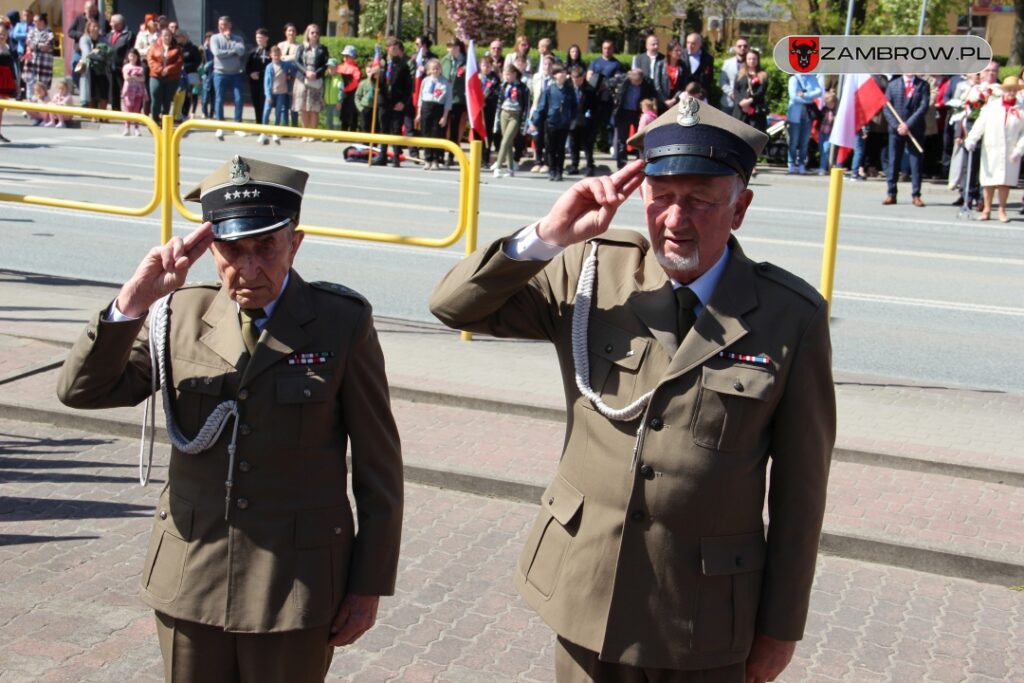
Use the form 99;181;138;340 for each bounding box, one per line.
525;20;557;50
737;21;770;52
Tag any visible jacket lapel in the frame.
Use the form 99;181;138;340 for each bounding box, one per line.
660;242;759;385
240;272;315;388
199;286;247;369
627;254;678;357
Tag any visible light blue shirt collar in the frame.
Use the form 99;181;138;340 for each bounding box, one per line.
670;245;730;317
236;272;289;328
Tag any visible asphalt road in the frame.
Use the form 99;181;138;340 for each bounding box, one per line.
1;121;1022;392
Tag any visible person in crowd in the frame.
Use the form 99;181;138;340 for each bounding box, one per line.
338;45;361;131
440;38;467;167
529;54;556;173
323;58;343;131
487;39;504;70
953;62;999;208
965;76;1024;222
374;36;412;166
430;98;834;683
786;73;822;174
0;23;17;141
680;32;714;94
68;1;108;90
732;47;768;176
882;72;930;206
565;44;585;72
631;33;664;84
177;31;201;121
493;64;527;178
147;27;182;122
566;65;596;177
23;13;54;93
48;79;73;126
79;20;112;110
531;63;576;181
26;80;50;125
355;62;376;133
653;38;686;110
637;97;658;131
719;36;749;112
246;28;272;125
504;35;531;78
199;31;215;119
210;16;246;140
278;23;300;126
416;57;452;171
134;14;159;62
613;68;658;168
480;54;501;166
587;40;625;153
818;91;838;174
536;37;558;65
259;44;294;144
106;14;133;111
11;10;30;63
120;47;147;135
292;23;329;141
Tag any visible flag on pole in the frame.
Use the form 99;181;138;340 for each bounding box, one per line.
831;74;888;164
371;44;381;70
465;40;487;141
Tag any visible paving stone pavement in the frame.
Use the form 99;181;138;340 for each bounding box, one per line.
2;418;1024;683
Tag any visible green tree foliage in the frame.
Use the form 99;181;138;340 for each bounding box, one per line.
357;0;425;41
556;0;676;53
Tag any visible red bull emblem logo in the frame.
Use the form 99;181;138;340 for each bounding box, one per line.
789;37;820;73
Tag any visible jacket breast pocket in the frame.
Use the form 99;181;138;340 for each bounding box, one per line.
142;489;194;604
582;318;649;412
292;505;353;619
519;474;584;599
694;532;766;654
274;369;335;447
173;368;225;441
691;362;775;453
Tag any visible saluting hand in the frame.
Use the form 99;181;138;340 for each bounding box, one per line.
329;593;379;647
536;159;645;247
115;222;214;318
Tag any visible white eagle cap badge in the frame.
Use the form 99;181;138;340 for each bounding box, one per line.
677;95;700;127
229;155;251;185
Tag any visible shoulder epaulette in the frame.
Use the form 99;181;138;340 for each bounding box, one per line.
753;262;823;306
311;281;369;304
592;229;648;249
178;281;221;291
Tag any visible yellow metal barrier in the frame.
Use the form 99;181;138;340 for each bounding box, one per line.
0;100;163;217
167;118;478;249
820;167;845;314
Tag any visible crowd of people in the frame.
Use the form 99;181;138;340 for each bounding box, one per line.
2;6;1023;209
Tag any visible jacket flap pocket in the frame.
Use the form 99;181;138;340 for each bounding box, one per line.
295;505;351;548
701;532;766;576
276;371;333;404
155;491;194;541
176;373;224;397
701;365;774;400
589;318;648;371
541;474;584;527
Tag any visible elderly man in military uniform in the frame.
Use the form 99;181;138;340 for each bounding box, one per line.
58;157;404;682
431;97;835;682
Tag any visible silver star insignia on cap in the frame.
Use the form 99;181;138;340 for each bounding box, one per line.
677;96;700;127
229;155;251;185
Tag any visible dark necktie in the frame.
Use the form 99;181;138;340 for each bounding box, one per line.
240;308;266;355
675;287;700;342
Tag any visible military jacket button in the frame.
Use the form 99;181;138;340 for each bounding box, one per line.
648;417;663;431
236;498;249;510
86;330;96;340
302;387;312;398
631;510;645;522
159;510;167;520
639;464;654;480
238;461;251;473
333;527;343;535
604;344;614;353
239;424;251;436
734;381;745;392
548;496;555;505
238;389;249;400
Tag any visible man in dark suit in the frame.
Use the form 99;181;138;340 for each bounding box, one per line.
883;73;930;206
374;36;413;167
58;156;404;682
631;34;664;84
567;65;597;176
106;14;133;111
612;69;658;168
680;32;715;95
431;98;835;683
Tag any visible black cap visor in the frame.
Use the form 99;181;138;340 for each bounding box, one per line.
644;155;738;178
212;216;294;242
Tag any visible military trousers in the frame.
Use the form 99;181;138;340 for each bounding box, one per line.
555;637;745;683
155;611;334;683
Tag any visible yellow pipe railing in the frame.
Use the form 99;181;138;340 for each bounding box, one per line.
0;100;163;217
820;167;845;314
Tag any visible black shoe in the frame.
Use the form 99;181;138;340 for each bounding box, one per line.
584;166;595;177
548;172;555;181
952;196;964;206
555;172;563;181
0;134;9;143
391;159;401;168
371;154;387;166
565;166;579;175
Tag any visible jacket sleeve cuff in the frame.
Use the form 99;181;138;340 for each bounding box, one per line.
502;222;564;262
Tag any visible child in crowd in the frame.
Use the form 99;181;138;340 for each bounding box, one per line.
27;81;51;126
259;45;293;144
323;57;343;131
415;58;451;171
0;24;17;142
493;64;527;177
354;65;375;132
47;79;72;127
531;64;576;182
479;55;500;166
200;31;214;119
121;48;147;136
818;91;837;174
637;98;658;132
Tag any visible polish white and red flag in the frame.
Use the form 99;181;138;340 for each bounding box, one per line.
465;39;487;142
831;74;888;164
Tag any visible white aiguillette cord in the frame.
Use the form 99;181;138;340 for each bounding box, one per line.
139;293;242;520
571;242;654;470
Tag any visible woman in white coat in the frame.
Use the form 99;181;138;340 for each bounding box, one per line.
965;76;1024;222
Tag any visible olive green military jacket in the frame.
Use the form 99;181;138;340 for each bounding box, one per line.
430;231;835;670
57;271;403;633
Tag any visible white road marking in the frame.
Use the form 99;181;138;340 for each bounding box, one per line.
834;291;1024;317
